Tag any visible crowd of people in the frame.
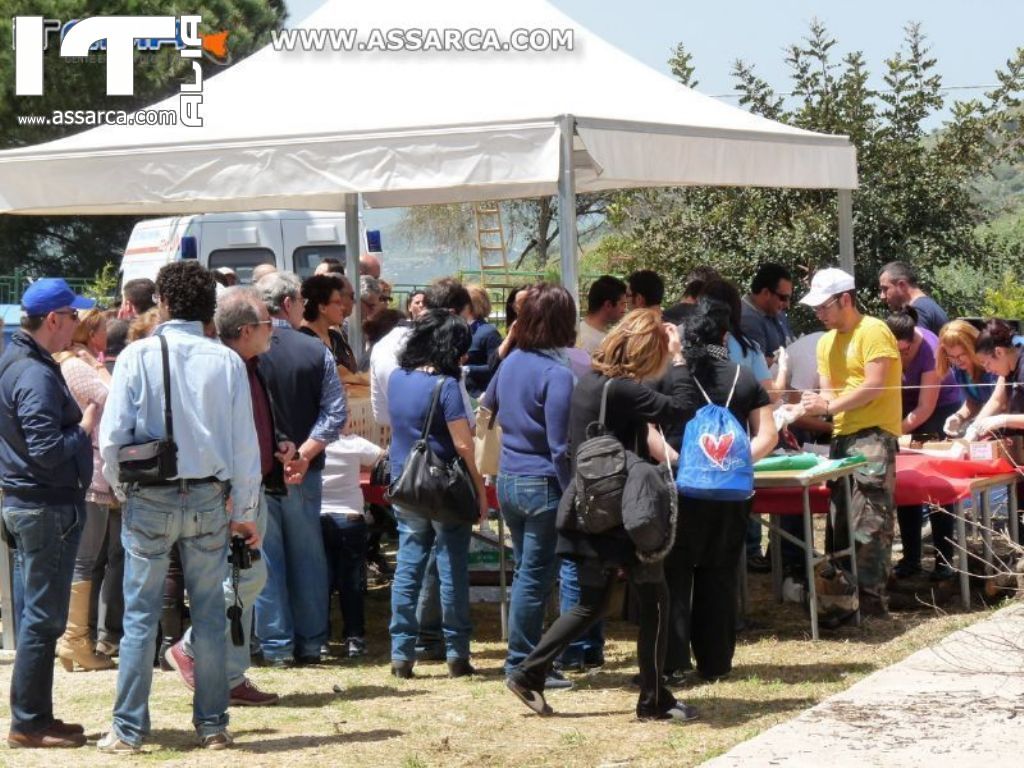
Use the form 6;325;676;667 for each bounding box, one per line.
1;251;1020;749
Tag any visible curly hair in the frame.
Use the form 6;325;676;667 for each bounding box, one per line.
301;274;346;322
397;309;472;379
592;308;669;381
155;261;216;323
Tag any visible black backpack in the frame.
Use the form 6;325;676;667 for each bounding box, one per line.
573;379;628;534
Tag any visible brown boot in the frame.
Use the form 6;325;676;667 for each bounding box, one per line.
56;581;115;672
7;725;87;748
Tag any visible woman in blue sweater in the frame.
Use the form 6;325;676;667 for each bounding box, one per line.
464;284;503;398
483;284;577;679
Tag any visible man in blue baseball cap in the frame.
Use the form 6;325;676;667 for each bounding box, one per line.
0;278;97;748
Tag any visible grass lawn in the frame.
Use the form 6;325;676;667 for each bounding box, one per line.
0;571;988;768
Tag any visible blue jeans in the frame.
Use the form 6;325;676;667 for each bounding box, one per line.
113;482;231;747
497;474;560;675
390;505;472;662
255;469;328;660
321;513;367;639
2;500;82;734
558;558;604;665
183;492;268;689
416;548;443;653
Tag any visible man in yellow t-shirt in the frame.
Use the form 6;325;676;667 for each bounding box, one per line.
799;268;902;615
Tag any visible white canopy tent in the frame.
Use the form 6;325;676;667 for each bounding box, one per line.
0;0;858;304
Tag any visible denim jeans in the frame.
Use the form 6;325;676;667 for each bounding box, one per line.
389;505;472;662
255;469;328;660
558;558;604;666
2;499;82;734
415;547;443;653
74;501;109;580
183;492;268;689
497;473;560;675
321;513;367;639
112;482;231;747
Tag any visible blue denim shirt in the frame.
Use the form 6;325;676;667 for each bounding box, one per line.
98;320;261;522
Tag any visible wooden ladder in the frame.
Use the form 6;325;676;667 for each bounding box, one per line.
474;202;509;285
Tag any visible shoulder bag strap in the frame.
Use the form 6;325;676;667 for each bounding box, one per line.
724;365;741;410
158;334;174;441
598;378;614;426
421;376;446;441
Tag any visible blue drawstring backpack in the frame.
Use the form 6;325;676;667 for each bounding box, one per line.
676;366;754;501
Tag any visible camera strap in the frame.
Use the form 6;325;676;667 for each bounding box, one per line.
227;557;244;646
157;335;174;442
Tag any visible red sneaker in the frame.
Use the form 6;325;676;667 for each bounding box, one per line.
229;679;279;707
164;641;195;691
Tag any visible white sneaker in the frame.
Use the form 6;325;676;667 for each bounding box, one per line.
97;731;141;753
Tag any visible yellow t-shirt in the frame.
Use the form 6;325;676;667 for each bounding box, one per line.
816;315;903;437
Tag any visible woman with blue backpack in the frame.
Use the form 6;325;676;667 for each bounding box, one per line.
660;298;778;685
506;308;697;723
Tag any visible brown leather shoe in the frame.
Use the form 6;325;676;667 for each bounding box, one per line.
7;725;87;748
50;719;85;735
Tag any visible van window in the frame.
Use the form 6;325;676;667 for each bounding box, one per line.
294;245;346;279
208;248;275;284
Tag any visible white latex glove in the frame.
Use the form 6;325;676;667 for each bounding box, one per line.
973;414;1009;437
772;403;804;432
943;413;965;438
963;423;981;442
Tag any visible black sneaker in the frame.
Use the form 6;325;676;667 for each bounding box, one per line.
447;659;476;678
346;637;367;658
930;563;955;581
583;650;605;669
893;559;923;579
506;676;552;716
544;669;574;690
391;660;415;679
746;554;771;574
639;703;699;723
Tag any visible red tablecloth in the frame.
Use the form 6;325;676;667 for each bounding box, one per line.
893;453;1017;506
360;471;499;509
752;486;831;516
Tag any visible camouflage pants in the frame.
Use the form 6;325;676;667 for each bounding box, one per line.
826;427;897;600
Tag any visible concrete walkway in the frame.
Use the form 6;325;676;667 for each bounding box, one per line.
703;603;1024;768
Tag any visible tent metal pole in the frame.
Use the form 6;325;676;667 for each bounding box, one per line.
345;193;363;355
838;189;854;275
558;114;579;309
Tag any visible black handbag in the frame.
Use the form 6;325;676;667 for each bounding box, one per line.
117;335;179;483
388;376;478;525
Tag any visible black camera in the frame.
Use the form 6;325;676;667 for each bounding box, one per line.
228;535;260;570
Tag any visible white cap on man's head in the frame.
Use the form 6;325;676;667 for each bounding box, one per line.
800;268;856;307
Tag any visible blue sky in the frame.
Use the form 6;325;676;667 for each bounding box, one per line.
285;0;1024;129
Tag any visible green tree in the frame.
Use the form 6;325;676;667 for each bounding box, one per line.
607;21;1024;328
0;1;286;279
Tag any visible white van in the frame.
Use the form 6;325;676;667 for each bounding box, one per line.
120;210;382;285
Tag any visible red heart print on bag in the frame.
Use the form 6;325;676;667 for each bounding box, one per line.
700;432;735;469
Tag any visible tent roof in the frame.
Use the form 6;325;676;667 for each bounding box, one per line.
0;0;857;215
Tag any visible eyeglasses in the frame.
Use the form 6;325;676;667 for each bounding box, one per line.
772;290;792;303
53;309;79;321
238;319;273;332
813;296;840;314
381;295;393;304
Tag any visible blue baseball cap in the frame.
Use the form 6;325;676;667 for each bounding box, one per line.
21;278;96;316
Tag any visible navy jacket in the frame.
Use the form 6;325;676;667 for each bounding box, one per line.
0;331;92;504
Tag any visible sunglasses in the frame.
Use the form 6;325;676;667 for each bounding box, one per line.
53;309;80;320
772;290;792;302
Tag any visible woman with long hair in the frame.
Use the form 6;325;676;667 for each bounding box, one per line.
661;298;777;683
506;309;696;723
53;309;116;671
936;320;1000;436
387;309;488;679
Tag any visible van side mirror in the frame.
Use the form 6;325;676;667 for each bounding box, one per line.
180;235;198;260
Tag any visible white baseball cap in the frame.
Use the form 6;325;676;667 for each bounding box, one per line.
800;268;856;307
